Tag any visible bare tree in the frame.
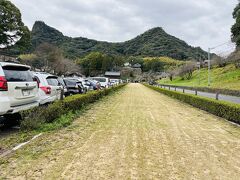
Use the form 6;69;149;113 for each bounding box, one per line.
35;43;63;72
212;56;227;67
227;48;240;68
177;62;196;80
55;58;81;75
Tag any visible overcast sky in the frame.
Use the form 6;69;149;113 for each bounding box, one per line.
10;0;237;54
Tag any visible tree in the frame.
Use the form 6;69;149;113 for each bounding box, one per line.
19;54;39;68
19;43;81;74
77;52;124;76
0;0;30;49
56;58;81;75
231;1;240;46
102;55;113;72
34;43;64;72
177;62;196;80
77;52;104;76
212;56;227;68
30;43;64;72
143;58;166;72
166;66;177;81
227;48;240;68
13;26;31;53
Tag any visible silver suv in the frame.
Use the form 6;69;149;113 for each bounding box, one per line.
34;72;63;105
0;62;39;116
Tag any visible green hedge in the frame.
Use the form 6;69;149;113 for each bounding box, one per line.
144;84;240;124
20;84;126;130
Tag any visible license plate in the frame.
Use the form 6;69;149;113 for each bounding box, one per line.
22;90;31;96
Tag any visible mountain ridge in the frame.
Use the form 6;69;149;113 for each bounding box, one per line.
31;21;208;60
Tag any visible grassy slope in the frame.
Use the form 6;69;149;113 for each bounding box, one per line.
159;64;240;90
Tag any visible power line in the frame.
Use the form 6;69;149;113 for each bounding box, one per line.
213;46;236;57
214;46;236;53
210;40;233;49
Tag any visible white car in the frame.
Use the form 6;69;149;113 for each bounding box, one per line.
34;72;62;105
91;77;110;88
0;62;39;116
110;79;120;86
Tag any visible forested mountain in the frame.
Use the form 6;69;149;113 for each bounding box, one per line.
31;21;208;60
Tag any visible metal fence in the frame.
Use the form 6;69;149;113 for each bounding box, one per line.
154;84;221;101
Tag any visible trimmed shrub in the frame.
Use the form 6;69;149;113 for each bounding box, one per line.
144;84;240;124
20;84;126;130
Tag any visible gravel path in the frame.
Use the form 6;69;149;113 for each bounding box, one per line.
0;84;240;179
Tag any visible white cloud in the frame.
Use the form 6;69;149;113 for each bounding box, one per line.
10;0;238;52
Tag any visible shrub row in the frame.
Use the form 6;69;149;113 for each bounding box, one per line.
20;84;126;130
158;84;240;97
144;84;240;124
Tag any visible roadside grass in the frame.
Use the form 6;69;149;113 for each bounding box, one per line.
159;64;240;90
0;85;126;154
0;106;92;156
0;131;35;152
37;108;86;132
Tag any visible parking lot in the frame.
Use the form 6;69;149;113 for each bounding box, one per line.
1;84;240;179
0;61;122;126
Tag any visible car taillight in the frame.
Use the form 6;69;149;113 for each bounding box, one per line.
0;76;8;91
40;86;51;95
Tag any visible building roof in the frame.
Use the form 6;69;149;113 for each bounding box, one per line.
105;71;121;76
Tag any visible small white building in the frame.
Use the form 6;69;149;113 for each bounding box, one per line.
124;62;131;67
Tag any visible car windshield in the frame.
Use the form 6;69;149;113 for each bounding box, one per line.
3;66;33;82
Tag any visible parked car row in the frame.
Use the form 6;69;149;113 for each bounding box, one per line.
0;62;123;124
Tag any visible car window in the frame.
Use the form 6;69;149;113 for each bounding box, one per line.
64;79;76;86
3;66;33;82
47;78;59;86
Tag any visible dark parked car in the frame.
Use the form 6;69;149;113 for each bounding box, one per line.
63;78;85;96
84;79;101;90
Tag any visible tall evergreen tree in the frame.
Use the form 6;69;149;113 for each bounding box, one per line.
231;1;240;46
0;0;30;50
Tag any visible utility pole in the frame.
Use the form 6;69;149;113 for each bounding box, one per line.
197;61;201;85
198;53;201;86
208;48;211;87
207;41;230;86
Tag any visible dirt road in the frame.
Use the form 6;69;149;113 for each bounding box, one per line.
1;84;240;179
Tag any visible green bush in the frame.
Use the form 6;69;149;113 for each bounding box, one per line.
20;84;126;131
144;84;240;124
